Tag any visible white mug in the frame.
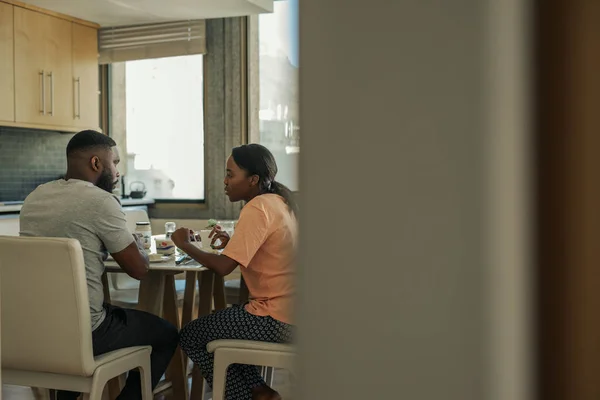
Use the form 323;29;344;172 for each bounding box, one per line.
154;235;175;255
199;230;213;250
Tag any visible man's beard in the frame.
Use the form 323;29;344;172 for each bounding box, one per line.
97;170;116;193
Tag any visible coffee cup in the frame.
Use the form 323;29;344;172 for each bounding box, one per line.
199;230;214;250
154;235;175;255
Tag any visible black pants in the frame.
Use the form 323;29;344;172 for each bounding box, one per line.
58;303;179;400
180;304;293;400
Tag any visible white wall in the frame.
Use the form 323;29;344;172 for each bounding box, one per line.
297;0;533;400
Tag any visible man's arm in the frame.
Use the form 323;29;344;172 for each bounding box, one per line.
96;197;149;280
111;234;149;280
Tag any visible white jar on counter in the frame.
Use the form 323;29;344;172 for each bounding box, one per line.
135;222;152;251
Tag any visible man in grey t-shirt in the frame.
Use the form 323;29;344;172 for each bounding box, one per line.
20;130;178;400
21;178;136;330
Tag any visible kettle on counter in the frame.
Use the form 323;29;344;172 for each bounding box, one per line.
129;181;147;199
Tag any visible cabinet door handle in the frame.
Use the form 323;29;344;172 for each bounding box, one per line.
39;70;45;115
47;72;54;117
75;77;81;119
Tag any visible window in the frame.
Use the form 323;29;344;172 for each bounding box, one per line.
258;0;299;191
111;54;204;200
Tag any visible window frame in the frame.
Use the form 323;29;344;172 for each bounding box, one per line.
101;59;207;205
99;18;248;220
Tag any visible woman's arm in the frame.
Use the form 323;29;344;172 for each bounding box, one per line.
172;227;239;276
180;242;238;276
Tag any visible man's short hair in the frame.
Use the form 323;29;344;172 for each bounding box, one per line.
66;130;116;157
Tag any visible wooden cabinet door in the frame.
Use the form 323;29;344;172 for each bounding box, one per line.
72;23;99;130
14;7;72;127
14;7;51;125
43;12;73;126
0;2;15;123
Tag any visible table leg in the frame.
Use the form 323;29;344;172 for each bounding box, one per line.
107;377;123;400
163;274;190;400
213;274;227;311
182;271;198;328
30;387;50;400
181;271;198;370
137;272;165;315
101;272;122;399
190;270;216;399
197;270;215;317
190;365;206;400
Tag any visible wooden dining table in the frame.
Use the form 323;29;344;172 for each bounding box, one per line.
102;242;228;400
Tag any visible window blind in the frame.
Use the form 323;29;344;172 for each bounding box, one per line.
98;20;206;64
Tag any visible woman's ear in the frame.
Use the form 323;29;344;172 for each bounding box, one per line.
249;175;260;187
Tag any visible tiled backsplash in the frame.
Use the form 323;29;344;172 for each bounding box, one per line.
0;127;74;202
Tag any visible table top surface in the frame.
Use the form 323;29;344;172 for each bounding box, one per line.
105;237;213;273
104;260;209;273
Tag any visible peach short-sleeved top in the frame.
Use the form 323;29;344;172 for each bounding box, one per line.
222;194;297;324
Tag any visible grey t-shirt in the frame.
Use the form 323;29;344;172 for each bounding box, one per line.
20;179;134;331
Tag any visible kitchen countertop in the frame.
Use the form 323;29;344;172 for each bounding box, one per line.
0;197;155;213
120;197;156;206
0;204;23;213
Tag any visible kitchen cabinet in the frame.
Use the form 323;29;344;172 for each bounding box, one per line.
72;23;99;129
0;2;14;123
14;6;73;127
2;2;100;132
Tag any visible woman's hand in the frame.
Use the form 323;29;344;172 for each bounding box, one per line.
171;227;195;248
210;225;230;250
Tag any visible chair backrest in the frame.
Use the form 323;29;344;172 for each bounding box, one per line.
150;218;211;235
0;236;96;376
123;207;150;234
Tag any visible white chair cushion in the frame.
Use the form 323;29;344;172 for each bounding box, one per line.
93;346;152;368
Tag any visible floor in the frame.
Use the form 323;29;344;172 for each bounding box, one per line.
2;368;293;399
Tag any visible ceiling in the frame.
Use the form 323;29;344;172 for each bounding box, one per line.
19;0;273;26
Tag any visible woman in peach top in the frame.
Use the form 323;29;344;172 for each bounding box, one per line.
172;144;297;400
